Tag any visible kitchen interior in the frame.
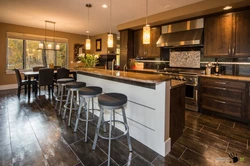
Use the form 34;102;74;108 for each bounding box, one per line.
1;0;250;165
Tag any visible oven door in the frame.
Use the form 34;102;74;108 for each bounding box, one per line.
185;84;198;111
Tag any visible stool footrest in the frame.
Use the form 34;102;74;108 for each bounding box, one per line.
99;120;129;140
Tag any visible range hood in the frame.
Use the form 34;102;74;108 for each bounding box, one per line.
156;18;204;47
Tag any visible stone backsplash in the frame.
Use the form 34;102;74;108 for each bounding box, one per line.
170;51;200;68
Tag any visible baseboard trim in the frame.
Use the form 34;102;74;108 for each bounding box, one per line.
0;84;17;90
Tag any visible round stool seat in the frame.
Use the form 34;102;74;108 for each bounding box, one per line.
57;78;75;84
79;86;102;96
98;93;127;106
66;82;86;89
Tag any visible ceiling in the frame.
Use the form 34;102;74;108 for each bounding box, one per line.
0;0;204;37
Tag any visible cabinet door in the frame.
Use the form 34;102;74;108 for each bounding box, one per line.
204;13;234;57
120;30;128;51
234;9;250;57
149;27;161;57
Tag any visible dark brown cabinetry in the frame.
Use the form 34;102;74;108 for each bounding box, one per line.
204;9;250;57
133;27;161;57
119;29;134;68
200;77;247;122
170;84;185;145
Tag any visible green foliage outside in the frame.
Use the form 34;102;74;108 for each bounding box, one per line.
78;54;99;68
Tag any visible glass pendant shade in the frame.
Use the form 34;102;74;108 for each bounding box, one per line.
86;38;91;50
143;24;150;44
39;43;44;49
48;43;52;49
107;33;113;48
56;44;60;50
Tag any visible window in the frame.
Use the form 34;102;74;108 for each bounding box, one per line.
6;32;68;70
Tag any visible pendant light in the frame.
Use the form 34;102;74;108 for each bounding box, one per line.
86;4;92;50
107;0;113;48
143;0;150;44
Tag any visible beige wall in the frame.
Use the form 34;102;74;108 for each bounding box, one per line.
88;33;117;55
0;22;87;86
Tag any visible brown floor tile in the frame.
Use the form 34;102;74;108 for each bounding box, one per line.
201;125;247;149
152;155;188;166
0;144;12;165
168;142;186;159
184;127;228;151
218;124;250;141
128;155;152;166
199;113;235;127
179;149;214;166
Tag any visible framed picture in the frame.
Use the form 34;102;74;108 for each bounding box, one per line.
74;43;84;61
96;39;102;51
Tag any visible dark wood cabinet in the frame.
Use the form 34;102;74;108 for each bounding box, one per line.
204;9;250;57
200;77;248;122
133;27;161;57
119;29;134;68
170;84;185;145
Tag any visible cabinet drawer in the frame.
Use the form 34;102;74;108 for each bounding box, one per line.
200;78;246;89
202;85;245;103
201;97;242;117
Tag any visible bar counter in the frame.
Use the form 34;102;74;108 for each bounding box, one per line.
77;68;175;156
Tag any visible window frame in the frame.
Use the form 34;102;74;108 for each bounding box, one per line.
6;32;68;72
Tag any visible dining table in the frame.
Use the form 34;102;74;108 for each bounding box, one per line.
23;70;77;100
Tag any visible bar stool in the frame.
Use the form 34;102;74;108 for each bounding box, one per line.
63;82;86;126
92;93;132;165
74;86;103;142
55;78;75;115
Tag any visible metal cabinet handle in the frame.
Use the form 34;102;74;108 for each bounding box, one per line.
214;100;226;104
214;87;227;90
215;82;226;85
232;47;235;55
228;45;231;55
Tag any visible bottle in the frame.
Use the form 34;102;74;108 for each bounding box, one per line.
215;61;219;74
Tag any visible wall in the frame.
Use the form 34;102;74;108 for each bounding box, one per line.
88;33;117;55
0;22;87;86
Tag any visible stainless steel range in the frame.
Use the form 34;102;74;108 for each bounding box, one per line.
158;68;204;112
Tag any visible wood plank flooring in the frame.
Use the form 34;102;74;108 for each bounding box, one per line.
0;89;250;165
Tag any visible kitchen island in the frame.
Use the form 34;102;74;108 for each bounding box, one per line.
77;68;185;156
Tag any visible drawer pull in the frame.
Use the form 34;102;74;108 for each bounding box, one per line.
228;45;231;54
214;100;226;104
214;87;227;90
215;82;226;85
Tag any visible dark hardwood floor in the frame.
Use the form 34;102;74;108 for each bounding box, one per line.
0;89;250;165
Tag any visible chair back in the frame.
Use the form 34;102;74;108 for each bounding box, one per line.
38;68;54;86
33;66;45;71
14;68;22;86
56;68;70;79
54;66;62;70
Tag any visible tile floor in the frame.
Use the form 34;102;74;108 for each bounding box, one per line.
0;89;250;165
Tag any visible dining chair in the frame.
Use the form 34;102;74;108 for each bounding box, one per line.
33;66;46;71
37;68;54;97
14;68;37;98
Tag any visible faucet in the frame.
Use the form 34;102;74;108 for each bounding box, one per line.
111;59;116;72
123;64;127;71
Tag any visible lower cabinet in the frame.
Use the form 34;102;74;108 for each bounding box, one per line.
200;77;249;123
170;84;185;146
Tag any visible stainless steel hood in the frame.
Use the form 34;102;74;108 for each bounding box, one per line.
156;18;204;47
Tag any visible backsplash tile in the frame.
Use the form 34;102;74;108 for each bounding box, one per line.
170;51;200;68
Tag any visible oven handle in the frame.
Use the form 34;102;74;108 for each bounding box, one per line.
215;82;227;85
186;83;198;87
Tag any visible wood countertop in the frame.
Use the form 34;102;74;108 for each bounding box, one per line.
199;74;250;82
77;68;171;84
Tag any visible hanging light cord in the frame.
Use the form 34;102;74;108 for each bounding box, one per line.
87;5;89;38
109;0;112;34
146;0;148;25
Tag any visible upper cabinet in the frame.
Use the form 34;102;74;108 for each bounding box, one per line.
204;9;250;57
133;27;161;57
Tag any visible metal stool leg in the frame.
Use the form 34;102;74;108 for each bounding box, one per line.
108;110;113;166
122;107;132;152
58;85;65;115
55;83;60;110
92;108;104;150
74;96;84;132
63;90;71;119
85;98;90;142
68;90;74;126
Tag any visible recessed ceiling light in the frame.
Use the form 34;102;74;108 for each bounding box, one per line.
223;6;232;10
164;5;170;8
102;4;108;8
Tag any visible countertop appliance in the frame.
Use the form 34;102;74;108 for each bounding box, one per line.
158;67;204;112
